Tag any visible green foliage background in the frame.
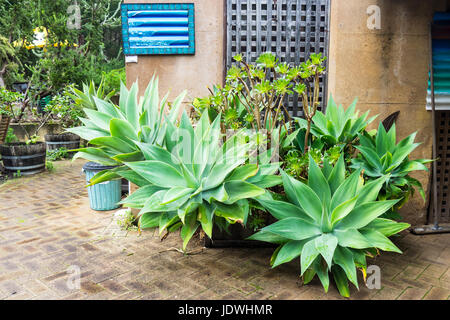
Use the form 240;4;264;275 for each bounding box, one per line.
0;0;124;90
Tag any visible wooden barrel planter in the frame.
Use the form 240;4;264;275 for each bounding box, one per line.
0;142;46;175
44;133;80;155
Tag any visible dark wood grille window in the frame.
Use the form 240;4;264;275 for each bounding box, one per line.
226;0;331;117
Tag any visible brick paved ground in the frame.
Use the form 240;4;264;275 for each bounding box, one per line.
0;159;449;300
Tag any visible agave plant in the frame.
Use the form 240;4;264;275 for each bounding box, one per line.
351;122;432;209
296;96;376;149
67;77;186;184
69;77;116;110
248;155;409;297
120;110;281;250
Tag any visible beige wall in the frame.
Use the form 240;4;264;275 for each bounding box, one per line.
328;0;450;225
125;0;449;225
124;0;224;101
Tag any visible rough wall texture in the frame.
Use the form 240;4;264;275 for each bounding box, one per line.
123;0;224;101
328;0;450;225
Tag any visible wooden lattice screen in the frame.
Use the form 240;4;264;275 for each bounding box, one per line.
226;0;331;117
434;111;450;223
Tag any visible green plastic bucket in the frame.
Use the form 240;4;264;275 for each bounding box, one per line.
82;162;121;211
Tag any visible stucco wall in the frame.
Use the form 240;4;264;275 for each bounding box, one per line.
123;0;224;101
328;0;450;225
124;0;449;225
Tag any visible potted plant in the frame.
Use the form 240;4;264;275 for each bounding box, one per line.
192;52;326;247
0;87;21;144
44;85;84;156
0;87;52;175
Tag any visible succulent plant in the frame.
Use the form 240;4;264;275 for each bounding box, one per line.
249;155;409;297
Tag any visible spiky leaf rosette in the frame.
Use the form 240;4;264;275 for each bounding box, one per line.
248;155;409;297
351;122;433;203
296;96;377;148
120;110;281;250
67;77;186;185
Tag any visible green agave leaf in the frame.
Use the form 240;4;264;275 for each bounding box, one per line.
280;170;322;222
330;196;358;226
333;229;372;249
66;126;109;141
83;108;113;131
202;184;229;203
86;169;120;187
223;181;265;204
135;142;179;168
396;160;429;174
355;146;382;171
358;132;376;149
327;154;345;194
385;123;397;152
336;199;399;230
161;187;194;205
332;265;350;297
168;90;188;123
120;185;163;208
117;169;150;187
139;212;162;229
330;170;361;212
363;218;410;237
214;201;248;223
333;246;358;289
181;212;200;250
355;176;388;205
125;81;139;129
256;199;313;222
360;229;402;253
225;164;259;181
314;233;338;270
141;189;191;214
308;155;331;203
272;240;307;268
270;245;282;267
261;217;321;241
300;238;320;276
112;151;144;163
92;96;121;118
381;151;393;172
198;203;216;238
125;160;187;188
247;230;290;244
110;118;139;143
303;268;316;285
246;174;282;188
89;136;135;154
313;257;330;292
376;122;388;156
73;148;119;166
159;211;179;234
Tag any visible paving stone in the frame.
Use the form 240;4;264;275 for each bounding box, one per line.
0;160;449;300
397;287;429;300
423;286;450;300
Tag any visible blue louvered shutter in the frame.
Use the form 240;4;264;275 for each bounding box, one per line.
121;3;195;55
